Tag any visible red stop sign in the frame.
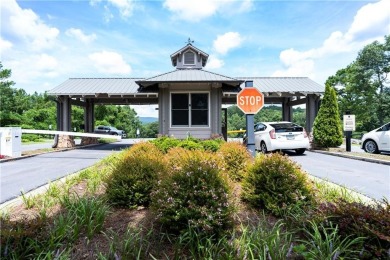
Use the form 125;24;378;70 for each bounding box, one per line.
237;87;264;114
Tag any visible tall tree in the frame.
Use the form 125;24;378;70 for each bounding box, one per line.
327;35;389;130
312;84;343;148
0;62;20;126
356;35;390;125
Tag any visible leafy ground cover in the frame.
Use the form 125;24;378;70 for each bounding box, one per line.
1;137;389;259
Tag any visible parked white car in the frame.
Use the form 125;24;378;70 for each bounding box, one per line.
361;122;390;154
253;122;310;155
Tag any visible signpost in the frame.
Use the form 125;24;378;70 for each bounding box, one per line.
343;114;355;152
237;81;264;156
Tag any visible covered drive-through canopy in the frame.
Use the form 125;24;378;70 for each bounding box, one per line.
48;43;324;138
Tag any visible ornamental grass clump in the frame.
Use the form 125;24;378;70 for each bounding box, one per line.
242;153;315;216
151;149;233;235
218;141;252;181
105;143;165;208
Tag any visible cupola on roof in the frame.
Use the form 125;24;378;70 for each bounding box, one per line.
170;41;209;69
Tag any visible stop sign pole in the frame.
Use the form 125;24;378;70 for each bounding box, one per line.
245;81;256;156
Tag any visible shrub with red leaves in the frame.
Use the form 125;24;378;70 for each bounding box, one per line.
317;199;390;259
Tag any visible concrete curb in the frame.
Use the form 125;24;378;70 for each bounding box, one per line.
311;149;390;166
0;143;104;164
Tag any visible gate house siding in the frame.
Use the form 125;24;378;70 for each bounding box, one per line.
159;83;221;139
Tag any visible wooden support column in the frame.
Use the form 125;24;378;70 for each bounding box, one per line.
60;96;72;131
84;99;95;133
305;94;319;133
56;97;63;131
282;97;292;122
159;87;169;136
210;86;222;135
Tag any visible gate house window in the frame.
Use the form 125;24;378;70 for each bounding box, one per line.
171;93;208;127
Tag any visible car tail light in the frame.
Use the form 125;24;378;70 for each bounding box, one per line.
269;129;276;139
303;129;308;138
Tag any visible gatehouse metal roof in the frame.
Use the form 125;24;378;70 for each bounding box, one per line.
236;77;324;94
136;69;243;87
48;78;142;96
48;74;324;98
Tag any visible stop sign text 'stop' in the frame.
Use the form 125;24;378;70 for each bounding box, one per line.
237;87;264;114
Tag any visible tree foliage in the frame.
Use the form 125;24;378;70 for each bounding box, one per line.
312;84;343;148
326;35;390;131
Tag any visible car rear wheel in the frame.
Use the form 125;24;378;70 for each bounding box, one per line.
363;140;379;154
295;149;306;155
260;142;268;154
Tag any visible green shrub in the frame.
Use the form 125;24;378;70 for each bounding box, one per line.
151;136;180;153
201;139;222;152
177;140;204;150
128;141;161;155
105;145;165;208
151;149;233;234
315;199;390;259
21;134;40;142
242;153;314;216
218;142;252;181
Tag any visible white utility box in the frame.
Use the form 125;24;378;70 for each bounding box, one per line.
0;127;22;157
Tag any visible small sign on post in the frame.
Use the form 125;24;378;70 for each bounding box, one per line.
343;115;356;131
343;114;355;152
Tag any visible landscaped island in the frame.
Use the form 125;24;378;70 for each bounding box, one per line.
1;137;389;259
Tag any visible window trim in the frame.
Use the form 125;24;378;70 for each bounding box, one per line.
170;91;210;128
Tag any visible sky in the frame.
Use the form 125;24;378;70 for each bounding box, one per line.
1;0;389;117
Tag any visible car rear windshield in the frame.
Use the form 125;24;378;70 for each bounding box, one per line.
270;123;303;133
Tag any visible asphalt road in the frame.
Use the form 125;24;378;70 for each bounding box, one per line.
0;140;134;204
289;151;390;201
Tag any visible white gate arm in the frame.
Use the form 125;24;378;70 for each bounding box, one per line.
22;129;122;140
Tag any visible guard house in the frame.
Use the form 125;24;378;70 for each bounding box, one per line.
49;43;323;139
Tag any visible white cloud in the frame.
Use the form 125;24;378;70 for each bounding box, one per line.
1;0;59;51
0;38;13;52
108;0;134;18
213;32;243;55
89;51;132;74
205;55;224;69
65;28;97;44
272;0;390;80
272;58;315;78
36;54;58;71
163;0;218;22
90;0;134;20
345;0;390;42
163;0;253;22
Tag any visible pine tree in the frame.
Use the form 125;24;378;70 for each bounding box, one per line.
312;84;343;148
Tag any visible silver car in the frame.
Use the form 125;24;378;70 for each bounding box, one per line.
254;121;310;155
94;126;126;138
